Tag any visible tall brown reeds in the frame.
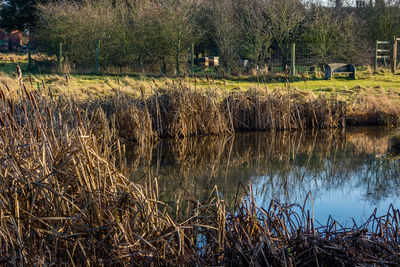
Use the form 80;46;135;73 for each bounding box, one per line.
1;81;400;265
102;85;400;141
348;91;400;126
226;88;346;131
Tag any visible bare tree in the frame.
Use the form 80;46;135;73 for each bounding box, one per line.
264;0;306;68
365;0;400;41
302;4;340;66
35;0;136;69
32;0;400;75
236;0;272;68
134;0;197;74
209;0;239;73
169;0;198;75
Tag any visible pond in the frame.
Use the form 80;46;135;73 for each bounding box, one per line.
129;127;400;226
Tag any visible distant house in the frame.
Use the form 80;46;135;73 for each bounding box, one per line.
9;30;23;46
0;29;25;52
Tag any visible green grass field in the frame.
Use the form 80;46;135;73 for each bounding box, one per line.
11;71;400;101
1;52;399;101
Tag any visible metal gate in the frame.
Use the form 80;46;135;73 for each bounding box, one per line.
395;37;400;72
374;40;391;70
374;37;400;73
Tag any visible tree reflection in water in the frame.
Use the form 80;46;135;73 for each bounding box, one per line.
126;127;400;224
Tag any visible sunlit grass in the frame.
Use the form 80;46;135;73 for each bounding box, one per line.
0;55;400;101
25;71;400;102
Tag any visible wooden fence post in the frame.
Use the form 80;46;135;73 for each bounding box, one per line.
374;40;378;72
28;41;32;72
190;43;194;77
393;37;398;73
176;42;180;76
397;38;400;70
58;43;63;73
95;40;100;74
290;43;296;77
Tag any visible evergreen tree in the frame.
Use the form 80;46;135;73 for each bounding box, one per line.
0;0;53;31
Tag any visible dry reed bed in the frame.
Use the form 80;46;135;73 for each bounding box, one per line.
3;76;400;141
1;83;400;265
116;86;400;141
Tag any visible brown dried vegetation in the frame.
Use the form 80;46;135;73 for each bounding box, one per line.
0;81;400;265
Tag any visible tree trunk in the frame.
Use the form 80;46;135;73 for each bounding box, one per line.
176;32;181;76
161;58;167;75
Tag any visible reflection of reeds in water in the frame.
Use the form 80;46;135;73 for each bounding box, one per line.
346;130;389;156
124;128;397;206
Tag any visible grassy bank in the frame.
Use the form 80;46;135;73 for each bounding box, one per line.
1;72;400;140
1;55;400;100
1;83;400;265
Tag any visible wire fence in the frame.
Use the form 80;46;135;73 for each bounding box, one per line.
14;39;398;76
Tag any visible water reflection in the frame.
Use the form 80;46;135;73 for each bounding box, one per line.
128;127;400;224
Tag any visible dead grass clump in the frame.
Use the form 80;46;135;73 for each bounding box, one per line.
117;104;157;144
226;88;345;131
0;88;197;265
148;87;230;137
0;53;28;62
348;92;400;126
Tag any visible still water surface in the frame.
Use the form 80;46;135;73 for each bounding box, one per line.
131;127;400;225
